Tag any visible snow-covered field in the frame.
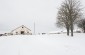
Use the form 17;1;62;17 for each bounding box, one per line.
0;33;85;55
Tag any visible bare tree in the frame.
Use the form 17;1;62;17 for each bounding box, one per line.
57;0;82;36
77;19;85;33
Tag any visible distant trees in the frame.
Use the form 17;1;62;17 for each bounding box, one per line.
56;0;82;36
77;19;85;33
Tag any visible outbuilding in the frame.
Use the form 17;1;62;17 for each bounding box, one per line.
10;25;32;35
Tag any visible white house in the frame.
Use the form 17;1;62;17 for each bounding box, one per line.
10;25;32;35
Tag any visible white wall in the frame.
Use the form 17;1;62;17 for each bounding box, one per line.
11;26;32;35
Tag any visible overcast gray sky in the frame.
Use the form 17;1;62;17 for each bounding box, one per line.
0;0;85;34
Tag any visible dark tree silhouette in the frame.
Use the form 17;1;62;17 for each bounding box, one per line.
77;19;85;33
57;0;82;36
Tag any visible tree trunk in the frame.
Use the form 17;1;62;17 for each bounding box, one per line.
67;26;69;36
71;22;73;36
84;28;85;33
84;30;85;33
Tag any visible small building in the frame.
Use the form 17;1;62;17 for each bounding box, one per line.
10;25;32;35
48;31;62;34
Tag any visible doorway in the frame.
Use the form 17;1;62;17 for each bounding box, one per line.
21;31;25;34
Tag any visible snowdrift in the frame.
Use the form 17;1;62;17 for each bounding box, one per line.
0;33;85;55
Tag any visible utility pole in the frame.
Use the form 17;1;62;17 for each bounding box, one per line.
18;48;20;55
34;22;35;35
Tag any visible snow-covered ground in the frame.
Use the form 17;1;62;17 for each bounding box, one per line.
0;33;85;55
